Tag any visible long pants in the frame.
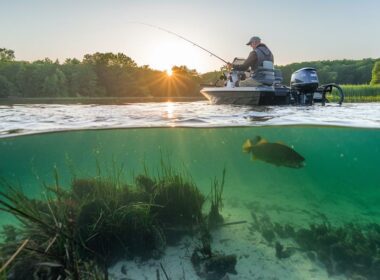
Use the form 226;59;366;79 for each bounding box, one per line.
239;78;262;87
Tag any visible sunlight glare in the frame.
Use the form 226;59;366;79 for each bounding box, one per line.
147;40;203;72
163;101;174;119
166;69;173;76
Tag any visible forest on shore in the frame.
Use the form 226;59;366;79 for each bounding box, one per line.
0;48;379;98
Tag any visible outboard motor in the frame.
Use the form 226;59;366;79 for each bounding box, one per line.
289;67;344;106
290;67;319;105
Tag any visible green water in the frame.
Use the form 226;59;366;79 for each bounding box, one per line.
1;126;379;227
2;126;380;279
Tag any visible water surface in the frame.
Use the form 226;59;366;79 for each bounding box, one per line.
1;102;379;137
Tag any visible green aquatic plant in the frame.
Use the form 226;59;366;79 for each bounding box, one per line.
153;176;205;228
249;209;380;279
208;168;226;228
274;241;292;259
78;201;161;259
135;174;156;193
191;224;237;279
71;178;98;200
0;180;87;279
0;158;214;278
0;175;163;279
70;176;165;262
330;84;380;102
0;148;236;279
138;157;206;230
292;222;380;278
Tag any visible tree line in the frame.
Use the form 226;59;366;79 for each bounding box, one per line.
277;58;379;85
0;47;379;98
0;48;201;98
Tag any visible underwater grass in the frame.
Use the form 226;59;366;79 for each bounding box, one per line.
330;84;380;102
0;158;223;279
208;168;226;228
249;208;380;279
0;177;108;279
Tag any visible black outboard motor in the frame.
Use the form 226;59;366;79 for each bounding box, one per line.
290;67;319;105
290;67;344;106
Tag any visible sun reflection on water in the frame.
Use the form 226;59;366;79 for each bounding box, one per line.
163;101;175;119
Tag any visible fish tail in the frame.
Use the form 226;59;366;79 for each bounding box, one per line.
242;139;253;153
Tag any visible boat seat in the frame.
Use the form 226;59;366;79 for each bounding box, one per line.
274;69;283;85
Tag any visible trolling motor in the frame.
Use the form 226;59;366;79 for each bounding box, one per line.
290;68;344;105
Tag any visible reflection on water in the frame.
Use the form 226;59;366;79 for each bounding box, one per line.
1;102;380;137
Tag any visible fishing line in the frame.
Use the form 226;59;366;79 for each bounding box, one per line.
130;21;229;64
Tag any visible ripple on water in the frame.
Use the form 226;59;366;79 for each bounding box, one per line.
0;102;380;137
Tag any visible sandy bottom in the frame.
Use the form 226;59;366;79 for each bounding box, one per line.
109;197;346;280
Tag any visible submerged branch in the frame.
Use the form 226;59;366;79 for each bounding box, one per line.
0;239;29;274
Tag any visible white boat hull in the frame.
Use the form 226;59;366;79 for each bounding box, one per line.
201;86;278;105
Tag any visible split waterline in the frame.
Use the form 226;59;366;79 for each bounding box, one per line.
1;102;380;279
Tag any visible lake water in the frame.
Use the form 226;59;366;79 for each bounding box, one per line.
1;102;380;279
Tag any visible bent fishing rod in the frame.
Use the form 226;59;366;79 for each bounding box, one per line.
131;22;229;65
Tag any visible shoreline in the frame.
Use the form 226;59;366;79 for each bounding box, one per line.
0;96;206;105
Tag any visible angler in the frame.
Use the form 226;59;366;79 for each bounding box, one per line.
134;23;344;106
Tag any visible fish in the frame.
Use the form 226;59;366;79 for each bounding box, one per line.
242;136;305;168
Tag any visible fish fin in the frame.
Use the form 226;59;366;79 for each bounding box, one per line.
242;139;252;153
257;138;268;145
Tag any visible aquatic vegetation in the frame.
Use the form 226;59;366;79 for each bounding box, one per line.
0;160;217;279
191;226;237;280
0;178;112;279
243;136;305;168
275;241;292;259
250;211;277;243
249;209;380;279
152;175;205;228
208;168;226;228
331;84;380;102
132;159;207;245
293;223;380;278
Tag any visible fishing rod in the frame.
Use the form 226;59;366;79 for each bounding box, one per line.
131;22;229;65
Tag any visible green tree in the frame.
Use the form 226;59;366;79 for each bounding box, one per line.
370;61;380;85
62;63;98;97
83;52;137;68
0;48;15;61
82;52;138;96
65;58;81;65
272;58;376;85
41;68;68;97
33;57;54;64
0;75;16;97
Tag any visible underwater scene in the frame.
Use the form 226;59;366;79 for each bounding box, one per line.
1;125;380;280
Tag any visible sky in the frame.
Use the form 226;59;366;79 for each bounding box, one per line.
1;0;379;73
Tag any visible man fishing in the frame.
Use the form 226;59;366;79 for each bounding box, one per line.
137;23;275;86
228;36;274;86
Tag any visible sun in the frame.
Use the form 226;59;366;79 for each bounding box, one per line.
166;69;173;76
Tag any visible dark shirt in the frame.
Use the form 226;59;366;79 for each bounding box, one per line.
233;43;273;72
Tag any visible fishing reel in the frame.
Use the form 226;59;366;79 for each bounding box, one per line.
224;70;247;88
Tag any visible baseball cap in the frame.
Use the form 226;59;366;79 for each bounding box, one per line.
246;36;261;45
